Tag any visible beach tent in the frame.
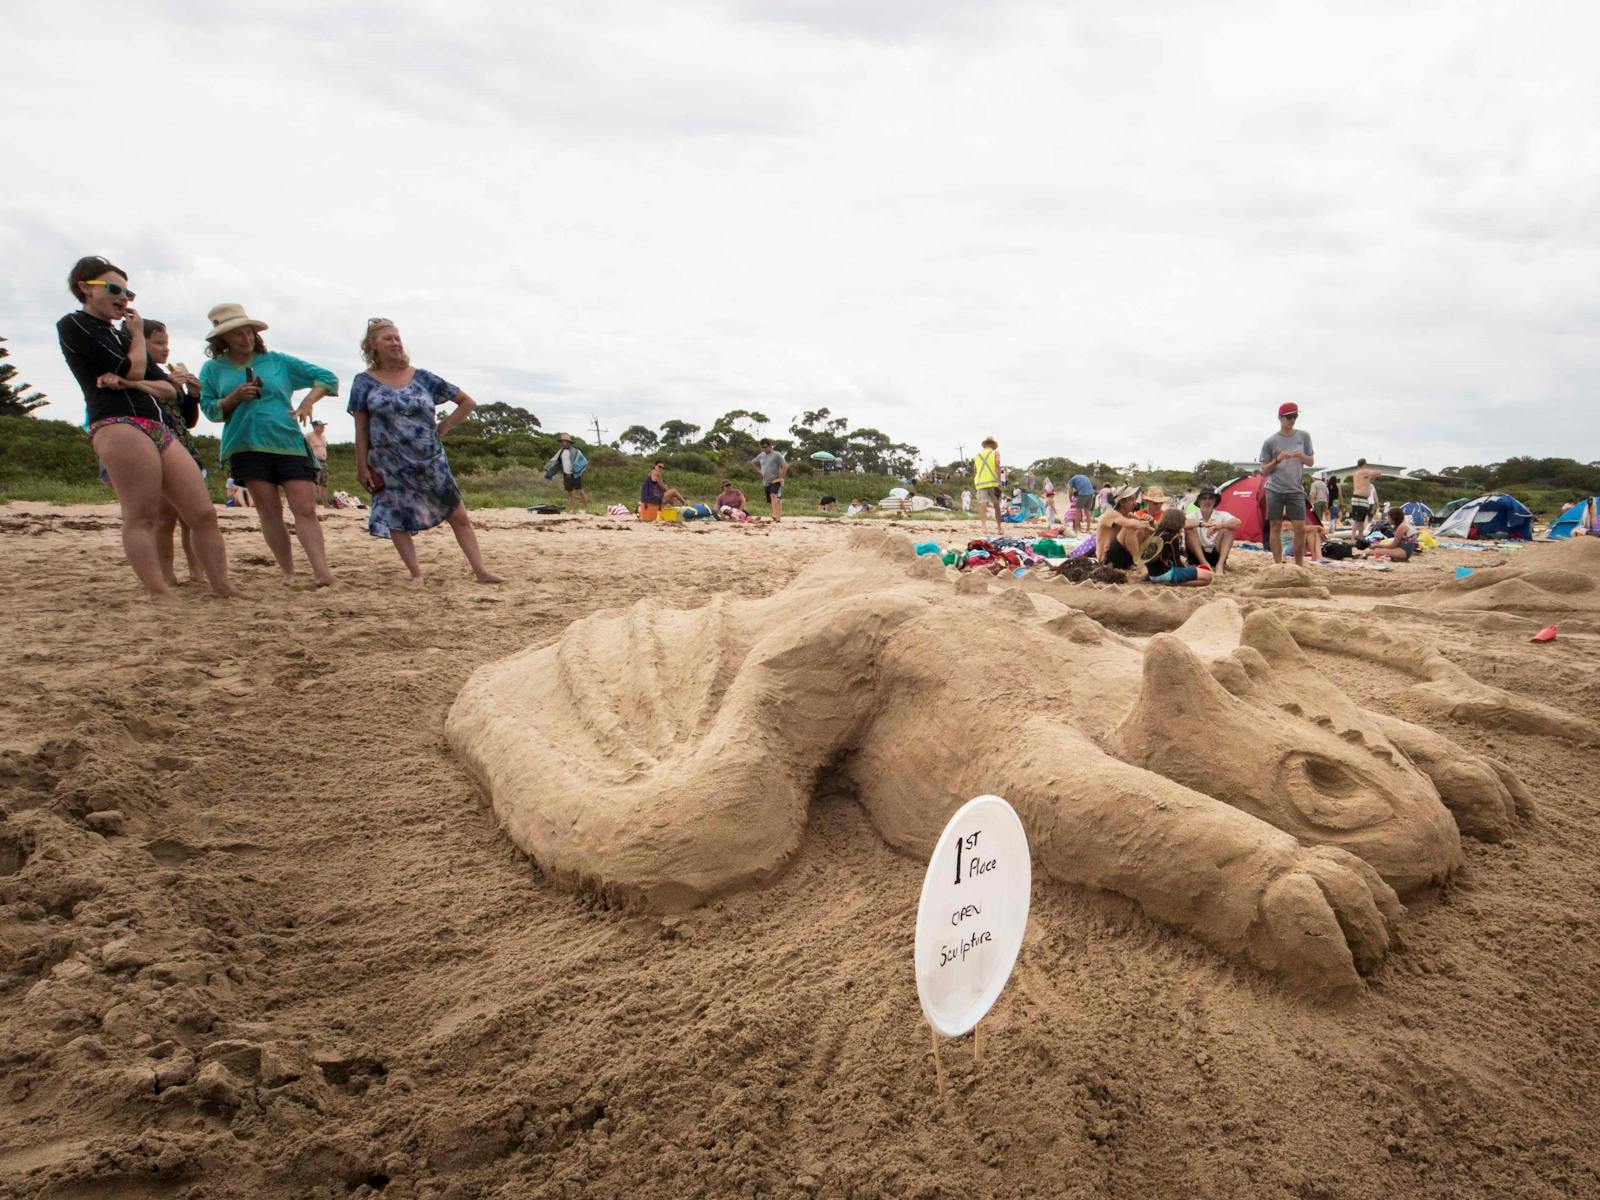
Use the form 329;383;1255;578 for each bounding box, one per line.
1435;493;1534;540
1439;497;1473;523
1001;491;1048;523
1215;475;1267;543
1548;497;1598;539
1401;500;1434;527
1215;474;1325;546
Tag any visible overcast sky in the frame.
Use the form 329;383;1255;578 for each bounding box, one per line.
5;0;1598;475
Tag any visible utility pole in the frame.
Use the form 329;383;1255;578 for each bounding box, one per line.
589;414;607;446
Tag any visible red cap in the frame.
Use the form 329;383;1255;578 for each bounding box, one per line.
1278;403;1299;418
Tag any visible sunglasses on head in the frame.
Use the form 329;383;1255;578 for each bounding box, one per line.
83;279;136;301
367;317;394;327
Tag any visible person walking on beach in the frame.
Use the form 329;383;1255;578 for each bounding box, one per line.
1310;473;1330;525
1350;458;1383;542
56;256;238;600
1068;471;1094;534
199;303;339;587
350;319;502;583
306;419;330;507
544;433;591;512
1259;402;1314;566
751;439;787;522
973;437;1003;535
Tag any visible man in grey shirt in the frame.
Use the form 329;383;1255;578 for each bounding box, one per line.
1259;402;1315;566
751;439;788;522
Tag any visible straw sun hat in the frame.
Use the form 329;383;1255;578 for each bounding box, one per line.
206;303;268;339
1142;485;1170;503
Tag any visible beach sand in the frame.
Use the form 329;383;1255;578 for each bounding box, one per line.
1;502;1596;1198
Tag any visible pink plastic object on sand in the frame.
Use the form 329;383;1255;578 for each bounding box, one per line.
1531;625;1558;643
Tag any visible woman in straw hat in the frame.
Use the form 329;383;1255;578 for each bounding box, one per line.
55;256;240;600
198;303;339;587
350;319;502;583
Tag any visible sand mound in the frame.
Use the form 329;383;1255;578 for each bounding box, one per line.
449;529;1531;998
1423;536;1600;614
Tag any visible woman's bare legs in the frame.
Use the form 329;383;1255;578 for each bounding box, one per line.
179;520;205;586
162;449;238;597
446;505;503;582
93;424;171;600
389;531;424;581
282;479;334;586
245;481;297;584
155;500;181;586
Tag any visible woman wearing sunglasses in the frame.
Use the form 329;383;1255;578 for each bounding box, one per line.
350;319;501;582
56;256;239;600
198;303;339;587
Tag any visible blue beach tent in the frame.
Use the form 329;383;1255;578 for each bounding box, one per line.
1435;493;1534;541
1400;500;1434;527
1548;497;1598;539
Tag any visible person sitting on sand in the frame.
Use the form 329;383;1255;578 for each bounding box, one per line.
1096;486;1154;570
1362;506;1418;561
225;477;252;507
350;319;502;583
640;463;666;521
200;302;339;587
819;495;838;512
715;480;747;518
1145;509;1213;587
1188;487;1240;573
58;255;240;601
1136;484;1173;524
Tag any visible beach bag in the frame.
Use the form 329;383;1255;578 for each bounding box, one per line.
1323;541;1352;560
681;502;714;521
607;503;631;517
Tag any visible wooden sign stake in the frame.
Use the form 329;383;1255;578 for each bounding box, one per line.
930;1025;948;1106
973;1019;983;1063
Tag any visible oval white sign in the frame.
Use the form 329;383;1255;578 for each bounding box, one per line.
914;794;1032;1037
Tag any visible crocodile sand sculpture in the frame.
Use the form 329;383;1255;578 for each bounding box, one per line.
448;529;1532;998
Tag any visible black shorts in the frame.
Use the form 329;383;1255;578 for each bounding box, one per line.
562;473;584;493
1105;539;1135;570
764;481;783;500
231;450;319;486
1350;498;1372;516
1201;545;1221;568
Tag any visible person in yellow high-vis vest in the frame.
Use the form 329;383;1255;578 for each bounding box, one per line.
973;436;1003;534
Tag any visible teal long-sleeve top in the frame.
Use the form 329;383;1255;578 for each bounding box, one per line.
200;351;339;462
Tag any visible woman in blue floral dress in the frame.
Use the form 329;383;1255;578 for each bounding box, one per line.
349;319;502;582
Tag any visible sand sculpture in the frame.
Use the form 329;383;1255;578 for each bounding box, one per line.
448;530;1532;999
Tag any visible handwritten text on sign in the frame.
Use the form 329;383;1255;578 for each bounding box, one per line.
914;796;1032;1037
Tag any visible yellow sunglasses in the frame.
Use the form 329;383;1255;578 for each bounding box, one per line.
83;279;137;301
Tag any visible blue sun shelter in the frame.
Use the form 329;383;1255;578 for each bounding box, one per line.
1548;497;1598;539
1435;493;1534;541
1400;500;1434;527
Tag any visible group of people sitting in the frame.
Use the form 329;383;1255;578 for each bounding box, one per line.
1092;483;1421;585
1095;485;1238;586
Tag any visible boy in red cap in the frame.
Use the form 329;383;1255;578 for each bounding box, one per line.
1259;402;1314;566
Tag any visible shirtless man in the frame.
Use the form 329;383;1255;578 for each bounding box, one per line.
1349;458;1384;542
1096;486;1154;570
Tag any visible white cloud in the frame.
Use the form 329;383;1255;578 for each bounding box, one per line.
4;0;1599;478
